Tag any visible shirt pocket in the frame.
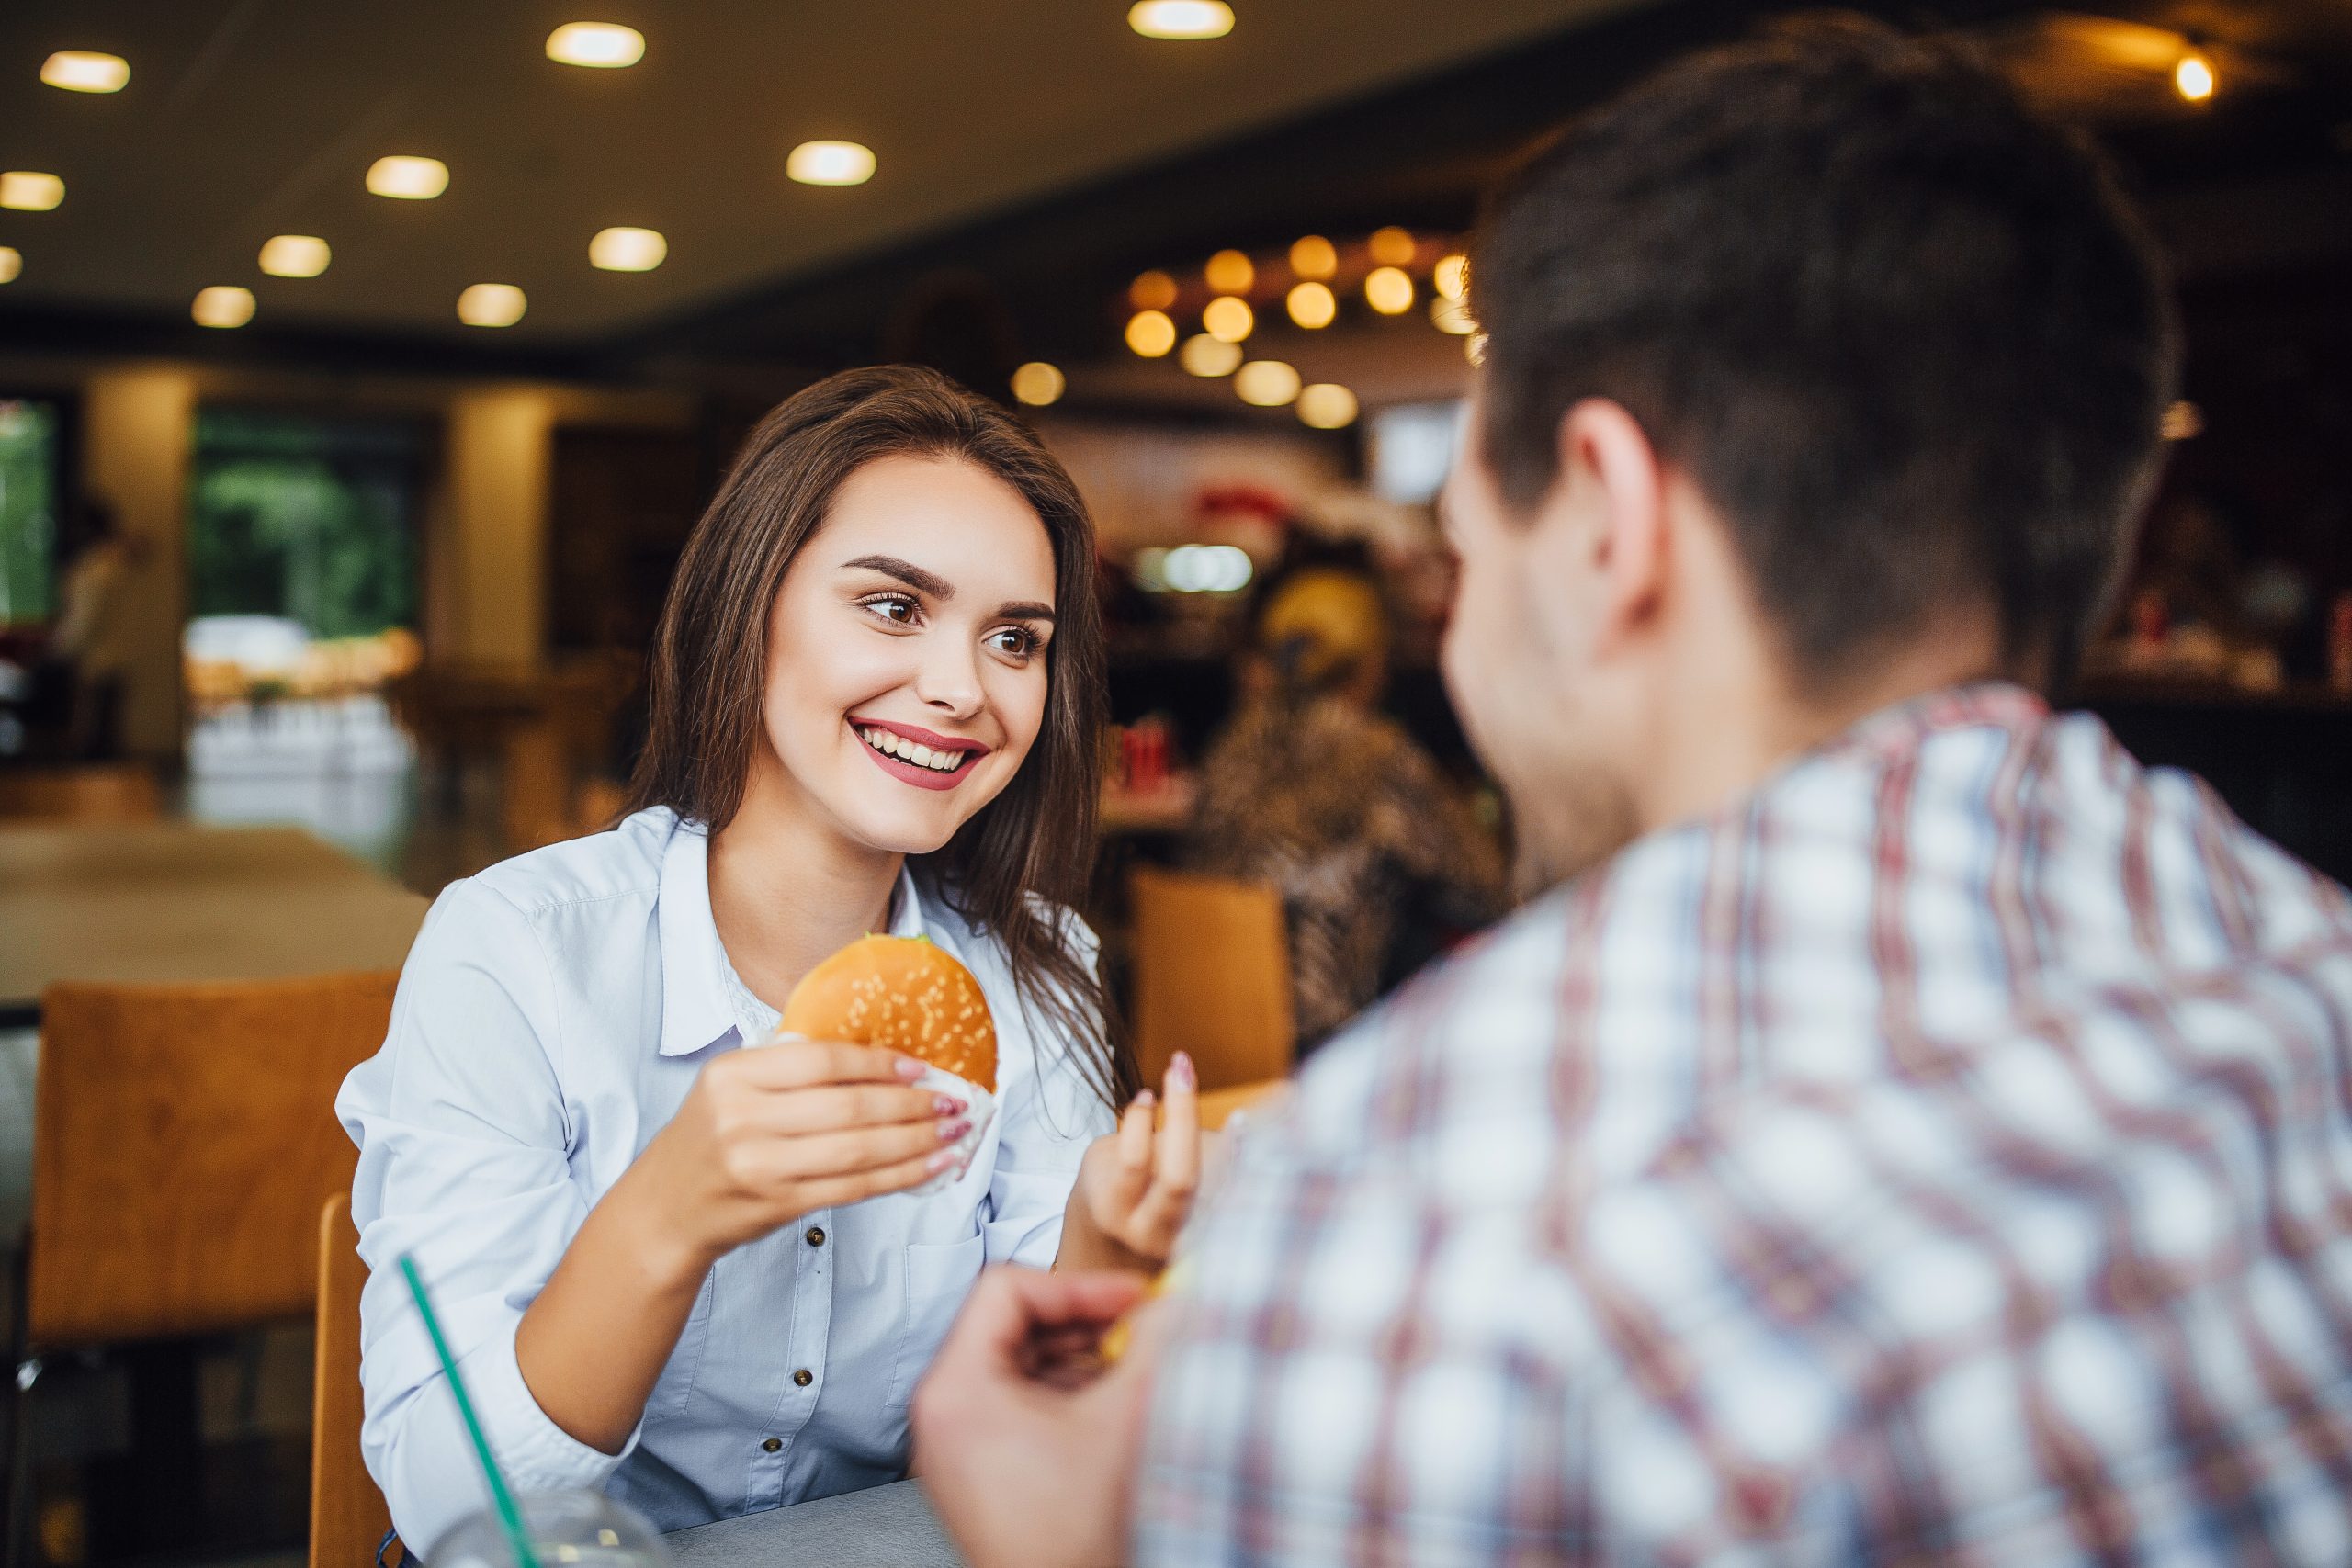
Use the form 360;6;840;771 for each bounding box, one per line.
887;1231;987;1407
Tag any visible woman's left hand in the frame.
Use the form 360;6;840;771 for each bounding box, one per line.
1058;1052;1202;1273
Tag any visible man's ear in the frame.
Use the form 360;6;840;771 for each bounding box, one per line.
1555;398;1668;653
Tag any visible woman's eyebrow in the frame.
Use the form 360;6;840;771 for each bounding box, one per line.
842;554;954;599
1000;602;1056;623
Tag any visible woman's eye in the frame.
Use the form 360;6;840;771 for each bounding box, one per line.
986;626;1038;658
862;594;919;626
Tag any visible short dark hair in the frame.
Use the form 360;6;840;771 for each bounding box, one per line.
1471;15;2177;689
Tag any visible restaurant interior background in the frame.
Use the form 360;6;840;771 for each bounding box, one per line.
0;0;2347;1563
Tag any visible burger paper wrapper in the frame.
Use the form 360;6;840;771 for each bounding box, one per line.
907;1065;996;1198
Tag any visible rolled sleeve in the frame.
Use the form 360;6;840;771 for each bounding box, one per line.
337;879;637;1552
979;916;1116;1269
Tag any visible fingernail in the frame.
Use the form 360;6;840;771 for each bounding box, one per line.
1134;1089;1156;1111
934;1095;967;1116
896;1058;926;1081
1171;1052;1196;1089
928;1148;959;1172
938;1118;971;1143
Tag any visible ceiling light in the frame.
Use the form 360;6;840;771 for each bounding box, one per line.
1364;265;1413;315
1181;334;1242;378
458;284;527;327
1234;361;1301;407
547;23;644;68
192;287;254;329
1202;296;1253;343
1286;281;1336;330
1126;310;1178;357
1369;226;1416;266
41;51;129;94
367;156;447;199
1129;2;1235;40
1204;249;1254;294
1430;295;1476;335
1297;384;1358;430
0;173;64;212
0;249;19;285
1289;235;1336;280
787;141;876;186
1012;362;1066;407
2174;51;2214;102
590;226;667;271
258;235;331;277
1129;270;1178;310
1434;254;1467;301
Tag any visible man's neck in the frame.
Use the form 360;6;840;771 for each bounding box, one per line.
707;765;902;1014
1636;617;2007;835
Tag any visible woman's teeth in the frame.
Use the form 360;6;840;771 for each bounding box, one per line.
861;727;969;773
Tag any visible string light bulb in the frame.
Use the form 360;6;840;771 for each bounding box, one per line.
1126;310;1178;357
1364;266;1414;315
1011;363;1066;406
1202;295;1254;343
2174;51;2214;102
1286;281;1336;329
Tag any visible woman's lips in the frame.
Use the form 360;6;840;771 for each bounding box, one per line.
850;716;987;793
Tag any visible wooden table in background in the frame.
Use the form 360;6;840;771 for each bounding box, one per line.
0;821;428;1026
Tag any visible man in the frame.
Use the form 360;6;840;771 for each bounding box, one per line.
916;17;2352;1565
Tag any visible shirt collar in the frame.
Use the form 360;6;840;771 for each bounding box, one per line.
656;818;933;1058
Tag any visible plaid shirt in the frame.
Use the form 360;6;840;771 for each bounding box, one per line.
1136;684;2352;1566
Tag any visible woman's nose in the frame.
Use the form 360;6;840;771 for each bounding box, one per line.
912;639;985;719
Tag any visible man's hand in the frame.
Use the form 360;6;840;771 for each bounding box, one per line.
912;1266;1162;1568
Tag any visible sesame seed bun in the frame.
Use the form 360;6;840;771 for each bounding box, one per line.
780;933;998;1093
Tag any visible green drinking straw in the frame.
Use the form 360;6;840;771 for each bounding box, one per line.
398;1254;545;1568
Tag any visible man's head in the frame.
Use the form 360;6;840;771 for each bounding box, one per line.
1441;15;2177;884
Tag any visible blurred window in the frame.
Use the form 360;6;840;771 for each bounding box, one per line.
187;409;424;638
0;398;63;627
1369;400;1464;506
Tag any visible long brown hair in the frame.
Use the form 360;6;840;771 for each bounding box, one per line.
626;366;1134;1108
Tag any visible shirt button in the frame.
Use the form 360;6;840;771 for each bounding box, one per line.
805;1226;826;1247
793;1368;814;1388
760;1437;782;1453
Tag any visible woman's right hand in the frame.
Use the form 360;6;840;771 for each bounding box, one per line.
627;1041;968;1270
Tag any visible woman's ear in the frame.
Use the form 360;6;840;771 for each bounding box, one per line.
1555;398;1668;657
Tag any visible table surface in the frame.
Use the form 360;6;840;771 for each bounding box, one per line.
665;1480;964;1568
0;820;428;1016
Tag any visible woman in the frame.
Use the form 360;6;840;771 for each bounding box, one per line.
338;367;1198;1548
1187;558;1506;1052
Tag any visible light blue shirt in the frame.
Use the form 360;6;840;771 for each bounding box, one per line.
336;807;1113;1550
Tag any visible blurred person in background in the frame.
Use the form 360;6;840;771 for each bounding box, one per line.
914;17;2352;1566
1184;549;1505;1053
44;502;142;760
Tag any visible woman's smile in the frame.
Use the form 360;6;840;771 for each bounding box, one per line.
852;716;992;792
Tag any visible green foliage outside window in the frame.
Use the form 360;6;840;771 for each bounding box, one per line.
0;400;59;627
187;410;422;638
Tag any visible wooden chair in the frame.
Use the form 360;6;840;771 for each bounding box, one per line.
5;972;399;1564
1196;1078;1285;1130
0;763;161;823
1127;866;1295;1093
313;1194;400;1568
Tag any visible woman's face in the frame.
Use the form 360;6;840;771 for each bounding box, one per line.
756;453;1058;857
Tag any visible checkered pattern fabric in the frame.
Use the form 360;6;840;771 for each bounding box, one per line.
1136;684;2352;1566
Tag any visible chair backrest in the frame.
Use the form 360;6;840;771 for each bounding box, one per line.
312;1192;398;1568
1195;1078;1285;1131
0;763;161;823
1127;866;1295;1093
28;971;400;1349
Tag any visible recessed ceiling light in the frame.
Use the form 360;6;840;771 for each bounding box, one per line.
0;248;20;284
1129;270;1179;310
1181;333;1242;378
589;226;667;271
1369;226;1416;266
1204;248;1253;294
2174;51;2214;102
1297;384;1358;429
787;141;875;186
1234;360;1301;407
457;284;526;327
367;156;447;199
192;287;254;329
1125;310;1178;358
547;23;645;68
1286;281;1336;330
1011;363;1066;406
258;235;331;277
1430;295;1476;335
1202;296;1253;343
1364;265;1414;315
41;51;130;94
1129;2;1235;40
1434;254;1467;301
0;173;65;212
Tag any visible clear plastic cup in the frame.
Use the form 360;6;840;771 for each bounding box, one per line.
430;1490;670;1568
